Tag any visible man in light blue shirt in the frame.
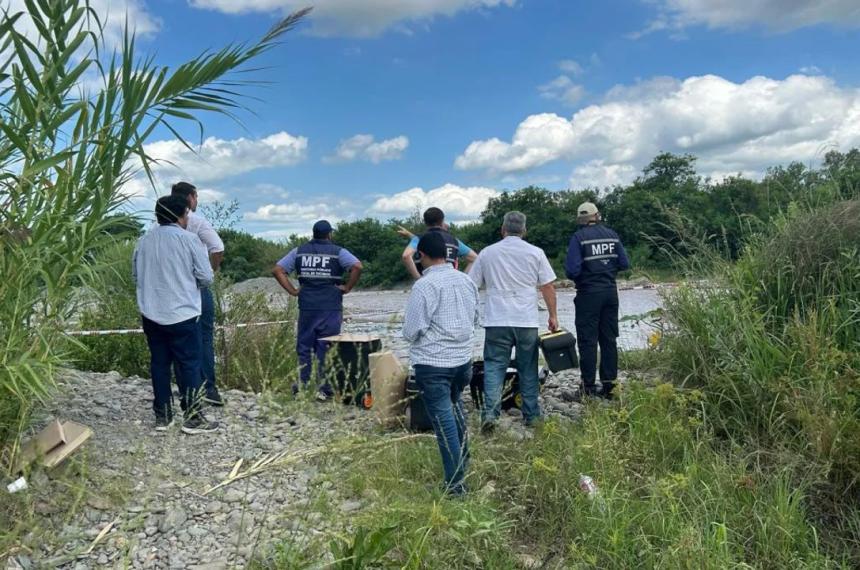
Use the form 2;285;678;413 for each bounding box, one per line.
400;207;477;280
403;231;479;496
133;195;218;435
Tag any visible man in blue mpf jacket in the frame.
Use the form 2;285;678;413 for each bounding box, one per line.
564;202;630;399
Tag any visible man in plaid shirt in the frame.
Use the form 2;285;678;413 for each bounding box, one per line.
403;231;480;496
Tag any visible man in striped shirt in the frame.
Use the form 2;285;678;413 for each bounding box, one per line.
564;202;630;399
403;231;479;496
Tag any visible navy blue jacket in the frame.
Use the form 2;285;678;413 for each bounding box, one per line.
296;240;346;311
564;223;630;293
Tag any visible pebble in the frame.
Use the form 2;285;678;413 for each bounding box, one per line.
222;489;246;504
339;499;362;513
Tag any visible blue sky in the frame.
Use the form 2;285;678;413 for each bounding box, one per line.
87;0;860;238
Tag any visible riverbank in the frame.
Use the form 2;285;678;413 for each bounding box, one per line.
1;364;599;568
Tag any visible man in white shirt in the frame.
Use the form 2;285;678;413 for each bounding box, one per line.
469;211;559;431
172;182;226;406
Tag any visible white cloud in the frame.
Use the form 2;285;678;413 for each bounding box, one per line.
538;75;586;106
370;183;500;220
800;65;822;75
638;0;860;35
570;161;637;189
456;73;860;180
325;134;409;164
142;131;308;183
245;202;337;224
197;188;227;202
244;199;350;237
3;0;159;45
188;0;516;37
558;59;584;75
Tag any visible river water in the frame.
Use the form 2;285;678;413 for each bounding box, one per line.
341;287;664;360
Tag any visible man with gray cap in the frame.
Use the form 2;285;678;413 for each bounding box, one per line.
469;211;559;431
564;202;630;399
273;220;363;400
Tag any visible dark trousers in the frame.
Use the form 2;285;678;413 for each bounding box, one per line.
143;315;204;420
297;310;342;393
414;361;472;495
199;287;217;396
574;289;620;390
172;288;217;397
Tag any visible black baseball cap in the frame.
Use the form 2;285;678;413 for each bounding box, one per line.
417;231;447;260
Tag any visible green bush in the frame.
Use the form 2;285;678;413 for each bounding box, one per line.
289;382;839;569
662;198;860;563
70;241;150;377
217;291;299;394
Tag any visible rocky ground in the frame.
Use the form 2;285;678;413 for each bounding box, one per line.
3;367;603;569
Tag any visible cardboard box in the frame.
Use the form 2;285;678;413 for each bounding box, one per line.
15;419;93;473
369;351;407;425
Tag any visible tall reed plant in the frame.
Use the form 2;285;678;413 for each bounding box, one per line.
0;0;310;470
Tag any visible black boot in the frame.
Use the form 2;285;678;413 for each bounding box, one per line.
582;381;599;398
600;382;615;400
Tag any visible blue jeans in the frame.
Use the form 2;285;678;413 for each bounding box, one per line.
142;315;203;420
482;327;541;425
297;310;342;394
414;361;472;495
200;287;217;396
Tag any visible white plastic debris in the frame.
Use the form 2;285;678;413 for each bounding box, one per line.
7;476;27;493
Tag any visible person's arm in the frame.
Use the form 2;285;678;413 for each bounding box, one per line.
132;244;139;285
194;216;225;271
209;251;224;272
564;235;583;280
191;240;214;288
457;240;478;272
402;284;432;343
273;250;299;297
540;282;559;332
538;251;559;331
337;249;363;294
339;261;363;294
396;226;415;239
401;236;421;280
468;255;484;289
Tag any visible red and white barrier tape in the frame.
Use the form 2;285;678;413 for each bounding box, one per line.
66;320;294;337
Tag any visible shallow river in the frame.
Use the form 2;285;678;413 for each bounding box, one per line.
340;287;664;360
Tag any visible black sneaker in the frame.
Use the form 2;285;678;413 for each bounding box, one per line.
154;416;174;432
181;413;220;435
202;390;225;407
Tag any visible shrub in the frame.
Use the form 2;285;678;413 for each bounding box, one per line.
217;291;299;394
663;198;860;560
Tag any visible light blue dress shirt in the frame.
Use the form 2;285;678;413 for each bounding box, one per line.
133;224;214;325
402;263;480;367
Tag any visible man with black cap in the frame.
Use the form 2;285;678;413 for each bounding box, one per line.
403;231;479;496
564;202;630;399
273;220;363;400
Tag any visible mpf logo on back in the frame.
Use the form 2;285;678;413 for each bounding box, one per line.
301;255;331;268
591;242;615;256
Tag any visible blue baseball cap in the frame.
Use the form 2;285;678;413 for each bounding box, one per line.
312;219;333;235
